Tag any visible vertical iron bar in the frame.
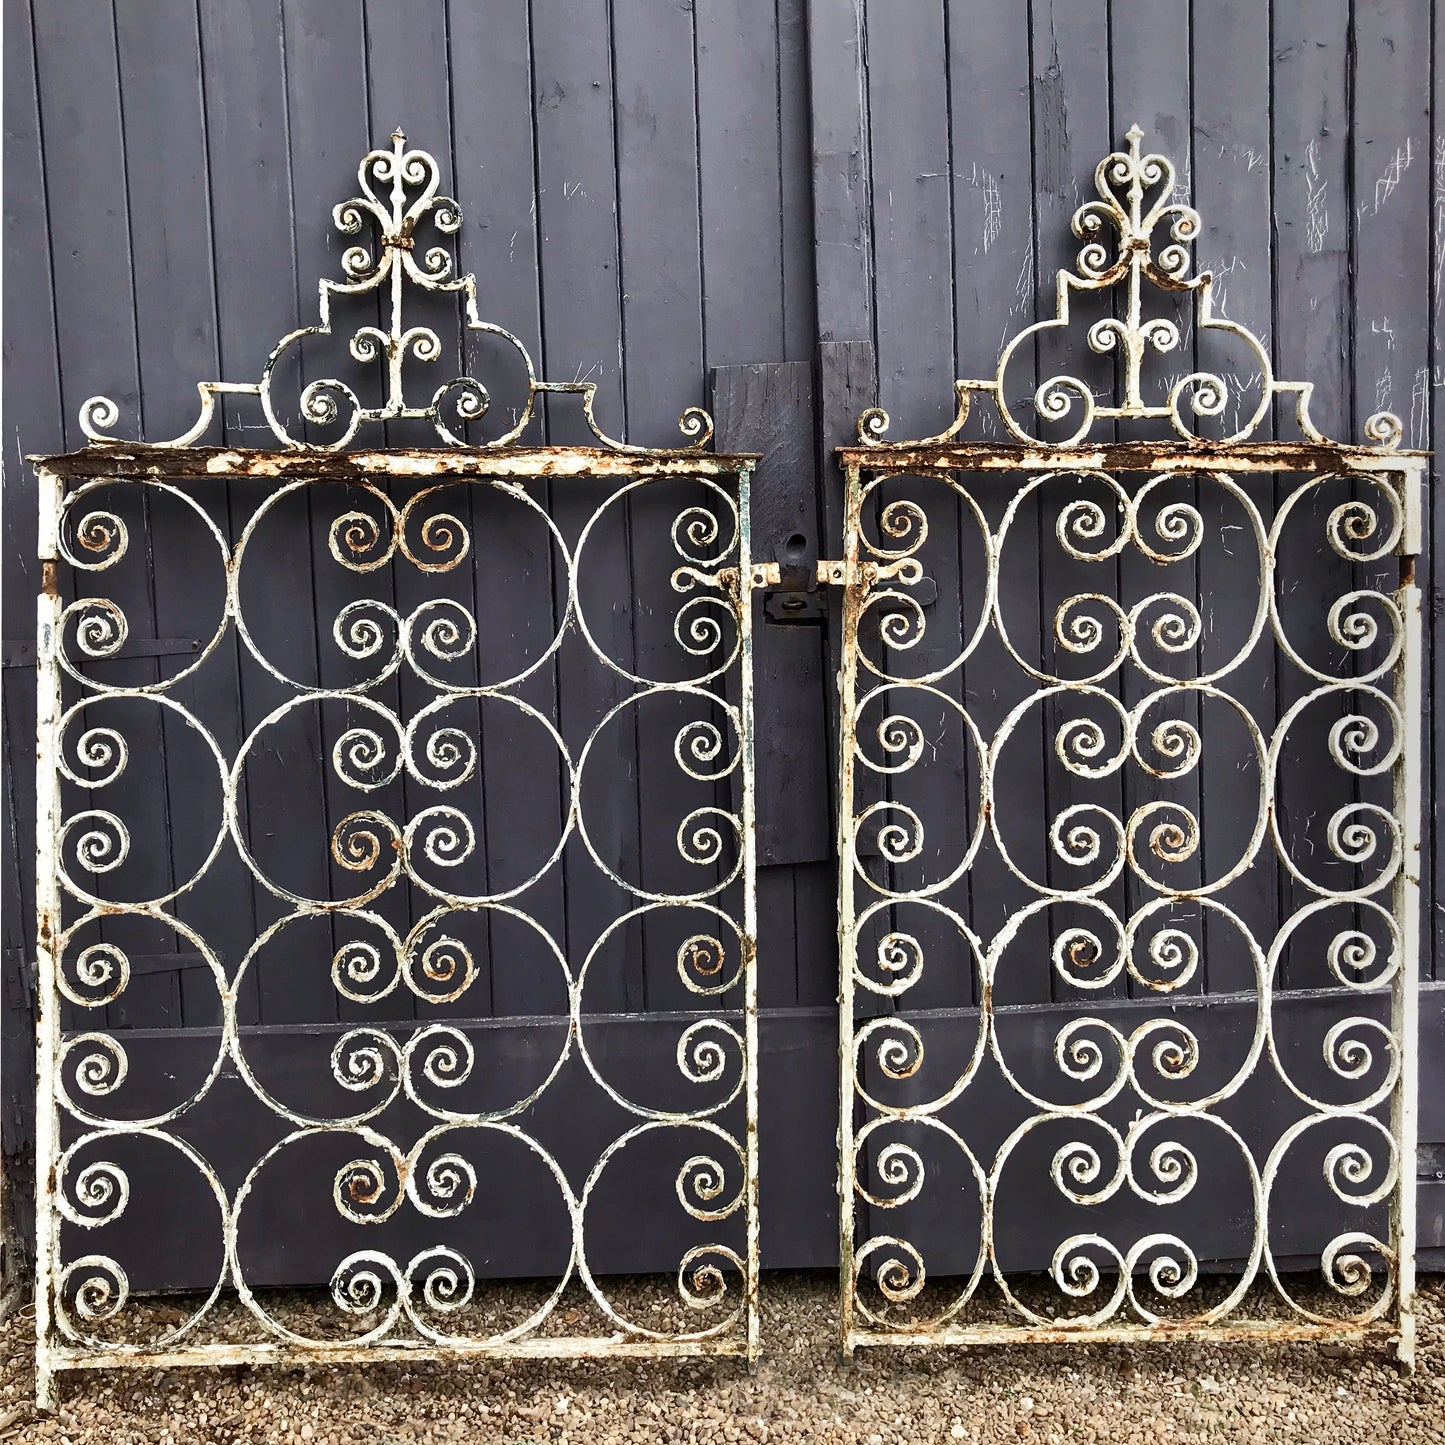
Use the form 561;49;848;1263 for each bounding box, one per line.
835;461;864;1360
33;467;64;1413
737;462;761;1369
1390;461;1423;1370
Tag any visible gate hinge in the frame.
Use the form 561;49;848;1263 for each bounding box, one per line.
0;637;200;669
2;948;36;1011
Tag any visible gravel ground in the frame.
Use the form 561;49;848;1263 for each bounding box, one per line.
0;1274;1440;1444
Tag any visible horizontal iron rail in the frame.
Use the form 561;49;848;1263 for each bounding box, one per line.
837;441;1429;474
28;445;760;482
49;1336;753;1371
846;1321;1396;1350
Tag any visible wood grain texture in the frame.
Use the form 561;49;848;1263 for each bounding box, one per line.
2;0;1441;1285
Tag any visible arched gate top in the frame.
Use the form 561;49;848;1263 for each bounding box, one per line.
69;129;718;460
850;125;1425;465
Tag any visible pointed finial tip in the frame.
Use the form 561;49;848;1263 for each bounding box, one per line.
391;126;407;144
1126;123;1144;144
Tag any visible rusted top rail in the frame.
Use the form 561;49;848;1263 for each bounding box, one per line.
31;445;758;482
837;440;1428;474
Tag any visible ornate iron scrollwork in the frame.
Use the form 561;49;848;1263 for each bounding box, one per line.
33;135;758;1409
833;127;1424;1366
78;129;712;453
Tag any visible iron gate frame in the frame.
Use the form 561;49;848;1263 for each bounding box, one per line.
31;132;768;1407
828;127;1426;1365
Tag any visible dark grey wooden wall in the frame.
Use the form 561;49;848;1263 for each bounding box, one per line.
3;0;1443;1278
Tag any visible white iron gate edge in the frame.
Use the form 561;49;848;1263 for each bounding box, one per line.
31;450;766;1406
34;466;63;1411
827;452;1425;1363
1391;469;1425;1370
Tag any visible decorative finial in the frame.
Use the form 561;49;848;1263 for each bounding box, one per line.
856;125;1400;451
76;134;713;454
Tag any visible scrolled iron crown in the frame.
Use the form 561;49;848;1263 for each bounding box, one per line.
79;129;713;454
856;124;1404;451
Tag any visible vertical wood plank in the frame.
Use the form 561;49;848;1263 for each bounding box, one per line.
115;0;256;1030
280;0;395;1027
196;0;322;1023
359;0;458;1022
448;0;569;1020
696;0;785;366
1110;0;1202;1000
1023;0;1119;1008
1271;0;1353;987
1189;2;1276;997
1351;0;1431;986
777;0;816;363
613;0;710;1011
945;0;1036;1009
530;0;638;1011
806;0;873;345
34;0;179;1029
865;0;953;439
860;7;969;1016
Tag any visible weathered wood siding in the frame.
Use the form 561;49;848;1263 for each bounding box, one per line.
3;0;1442;1276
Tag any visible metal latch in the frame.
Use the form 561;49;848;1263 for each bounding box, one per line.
752;558;936;622
764;562;827;622
815;558;926;588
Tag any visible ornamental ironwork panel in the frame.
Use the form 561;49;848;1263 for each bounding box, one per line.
832;128;1424;1363
33;134;762;1408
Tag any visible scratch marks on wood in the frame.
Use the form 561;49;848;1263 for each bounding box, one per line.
1433;138;1445;323
969;163;1002;253
922;162;1003;254
1367;137;1414;218
1409;366;1429;450
998;236;1035;357
1305;139;1329;255
1206;255;1247;320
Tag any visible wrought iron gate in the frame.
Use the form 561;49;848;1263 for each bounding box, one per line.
30;122;1428;1402
32;133;762;1406
832;129;1424;1363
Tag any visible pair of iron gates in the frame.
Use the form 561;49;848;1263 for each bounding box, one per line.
30;127;1425;1405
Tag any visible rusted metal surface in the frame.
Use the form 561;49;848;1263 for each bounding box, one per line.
835;441;1428;474
829;129;1424;1365
33;137;763;1408
32;446;756;483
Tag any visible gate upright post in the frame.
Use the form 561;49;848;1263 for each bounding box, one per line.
833;461;864;1362
1390;459;1425;1371
738;460;762;1371
33;467;63;1413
